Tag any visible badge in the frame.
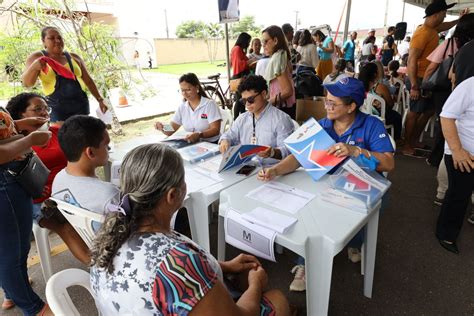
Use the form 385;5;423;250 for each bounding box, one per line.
250;136;257;145
201;113;208;119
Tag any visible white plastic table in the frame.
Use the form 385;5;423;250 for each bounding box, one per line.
105;134;254;251
217;170;381;316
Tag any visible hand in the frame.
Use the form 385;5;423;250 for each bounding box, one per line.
185;132;200;143
327;142;356;158
248;266;268;290
222;254;261;274
28;131;52;147
452;148;474;173
460;8;470;17
410;87;420;100
98;100;108;113
34;57;47;72
15;117;49;133
219;140;230;154
154;121;164;131
257;167;277;181
257;147;272;158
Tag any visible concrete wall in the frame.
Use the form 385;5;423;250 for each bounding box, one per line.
153;38;228;65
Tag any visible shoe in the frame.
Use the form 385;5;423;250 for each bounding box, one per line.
437;239;459;254
467;212;474;225
2;298;15;310
289;265;305;292
434;197;444;206
348;247;361;263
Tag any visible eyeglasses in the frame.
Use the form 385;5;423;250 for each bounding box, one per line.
239;92;262;104
324;100;346;110
27;106;52;114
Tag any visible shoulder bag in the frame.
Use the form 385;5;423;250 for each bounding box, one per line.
421;38;454;91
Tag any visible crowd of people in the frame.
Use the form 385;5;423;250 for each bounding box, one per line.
0;0;473;314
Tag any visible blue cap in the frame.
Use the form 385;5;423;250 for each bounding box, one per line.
323;77;366;107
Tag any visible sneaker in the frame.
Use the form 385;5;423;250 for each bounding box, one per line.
348;247;361;263
468;212;474;225
434;197;444;206
289;265;305;292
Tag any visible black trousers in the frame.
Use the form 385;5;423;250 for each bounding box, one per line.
428;90;451;167
385;109;402;140
436;154;474;242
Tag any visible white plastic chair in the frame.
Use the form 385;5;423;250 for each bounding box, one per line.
45;268;99;316
391;78;405;115
219;108;233;135
50;198;104;249
32;224;53;282
402;88;410;129
362;94;395;139
418;115;436;143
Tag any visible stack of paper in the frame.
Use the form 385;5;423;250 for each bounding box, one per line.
219;144;269;172
241;207;298;234
185;167;223;193
246;182;315;214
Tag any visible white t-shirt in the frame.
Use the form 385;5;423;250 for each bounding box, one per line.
52;169;120;215
172;96;222;142
362;43;374;56
440;77;474;155
255;57;270;77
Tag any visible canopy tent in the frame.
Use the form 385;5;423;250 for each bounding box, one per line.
404;0;474;15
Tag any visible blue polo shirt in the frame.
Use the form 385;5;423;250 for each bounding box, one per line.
319;111;394;153
343;40;355;61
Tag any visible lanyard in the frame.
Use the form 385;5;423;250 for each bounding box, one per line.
251;114;257;145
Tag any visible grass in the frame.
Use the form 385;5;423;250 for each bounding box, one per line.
109;114;173;144
145;60;227;77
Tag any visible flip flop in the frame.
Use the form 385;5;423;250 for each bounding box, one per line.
2;299;15;310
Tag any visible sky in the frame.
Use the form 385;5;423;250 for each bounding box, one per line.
114;0;457;39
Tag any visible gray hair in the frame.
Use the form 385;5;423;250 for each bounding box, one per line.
90;144;185;272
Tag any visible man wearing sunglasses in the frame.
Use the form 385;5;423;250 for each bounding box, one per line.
219;75;294;160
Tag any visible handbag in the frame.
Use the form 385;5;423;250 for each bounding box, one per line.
8;152;50;199
421;38;454;91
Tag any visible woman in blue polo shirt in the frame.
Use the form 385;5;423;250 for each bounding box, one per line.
258;77;394;292
155;73;222;143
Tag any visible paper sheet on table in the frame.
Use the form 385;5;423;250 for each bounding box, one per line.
225;208;276;262
242;207;298;234
185;167;223;193
162;128;189;141
197;155;222;173
246;182;315;214
96;108;113;124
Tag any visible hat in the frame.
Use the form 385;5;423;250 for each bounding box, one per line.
368;28;376;33
424;1;456;18
323;77;366;107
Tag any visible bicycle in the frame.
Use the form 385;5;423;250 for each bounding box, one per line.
200;73;234;110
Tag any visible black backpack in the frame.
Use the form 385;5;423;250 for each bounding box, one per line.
295;71;324;98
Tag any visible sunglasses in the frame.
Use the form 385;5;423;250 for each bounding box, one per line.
239;92;262;105
27;106;52;114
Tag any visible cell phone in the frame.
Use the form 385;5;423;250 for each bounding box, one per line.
163;123;175;132
236;164;256;176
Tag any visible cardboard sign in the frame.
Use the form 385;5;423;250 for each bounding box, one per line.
295;97;327;124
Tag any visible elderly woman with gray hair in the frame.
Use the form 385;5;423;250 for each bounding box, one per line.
90;144;290;316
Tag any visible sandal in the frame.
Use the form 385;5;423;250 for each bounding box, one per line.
2;298;15;310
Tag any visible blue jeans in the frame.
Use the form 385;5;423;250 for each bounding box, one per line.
0;162;44;315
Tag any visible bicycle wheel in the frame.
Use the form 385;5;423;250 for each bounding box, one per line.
204;86;226;109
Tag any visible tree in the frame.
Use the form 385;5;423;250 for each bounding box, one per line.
230;16;263;38
175;20;224;63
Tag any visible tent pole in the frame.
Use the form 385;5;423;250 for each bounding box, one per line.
343;0;352;42
401;0;406;22
225;23;231;86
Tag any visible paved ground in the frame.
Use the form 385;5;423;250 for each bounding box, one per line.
1;136;474;316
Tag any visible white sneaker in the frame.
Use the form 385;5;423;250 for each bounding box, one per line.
289;265;305;292
348;247;361;263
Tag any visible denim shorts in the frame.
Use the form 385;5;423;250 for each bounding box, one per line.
406;78;433;113
32;203;43;224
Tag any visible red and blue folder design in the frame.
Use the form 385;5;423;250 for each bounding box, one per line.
218;144;269;172
284;118;345;181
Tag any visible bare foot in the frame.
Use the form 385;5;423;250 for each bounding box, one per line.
36;303;54;316
2;298;15;310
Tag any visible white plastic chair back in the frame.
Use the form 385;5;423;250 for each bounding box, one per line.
50;198;103;249
392;78;405;114
219;108;233;135
363;94;395;139
46;268;99;316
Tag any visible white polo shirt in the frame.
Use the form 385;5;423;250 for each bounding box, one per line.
172;96;222;142
440;77;474;155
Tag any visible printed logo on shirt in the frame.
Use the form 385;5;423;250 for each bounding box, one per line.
201;113;208;119
379;133;387;139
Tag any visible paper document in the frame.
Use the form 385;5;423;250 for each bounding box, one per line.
178;142;220;163
96;108;113;124
219;144;269;172
225;209;276;262
197;155;222;173
241;207;298;234
246;182;315;214
185;167;223;193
